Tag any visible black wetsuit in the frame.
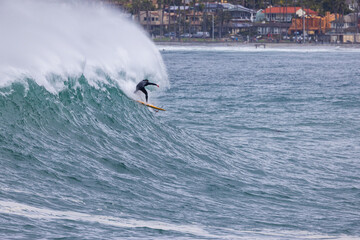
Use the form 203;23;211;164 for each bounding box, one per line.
134;79;158;102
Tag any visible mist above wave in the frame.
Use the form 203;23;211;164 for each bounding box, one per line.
0;0;168;94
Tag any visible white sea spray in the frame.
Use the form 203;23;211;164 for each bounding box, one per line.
0;0;169;95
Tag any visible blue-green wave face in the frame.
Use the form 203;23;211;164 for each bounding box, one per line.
0;76;224;237
0;0;174;205
0;0;206;238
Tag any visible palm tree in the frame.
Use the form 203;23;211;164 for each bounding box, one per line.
201;1;208;34
357;0;360;37
142;0;153;33
176;0;181;39
192;0;196;34
129;0;142;22
168;0;171;36
158;0;164;36
183;0;187;37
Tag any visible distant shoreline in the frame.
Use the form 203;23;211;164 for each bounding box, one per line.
154;41;360;49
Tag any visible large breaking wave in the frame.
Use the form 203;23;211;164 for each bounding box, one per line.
0;0;168;94
0;1;233;238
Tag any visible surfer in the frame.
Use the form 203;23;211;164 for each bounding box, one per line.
134;79;159;102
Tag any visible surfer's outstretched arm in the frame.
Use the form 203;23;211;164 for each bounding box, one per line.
145;82;159;87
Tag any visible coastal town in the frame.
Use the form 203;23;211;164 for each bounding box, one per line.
102;0;360;44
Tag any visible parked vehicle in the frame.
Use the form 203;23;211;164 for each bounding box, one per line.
282;35;290;40
192;32;210;38
180;33;192;38
164;32;176;37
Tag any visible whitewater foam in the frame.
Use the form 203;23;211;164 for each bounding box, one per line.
0;200;212;238
0;0;168;95
0;200;356;239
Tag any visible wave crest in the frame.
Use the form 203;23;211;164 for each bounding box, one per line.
0;0;168;95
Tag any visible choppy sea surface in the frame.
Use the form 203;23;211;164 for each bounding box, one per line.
1;1;360;239
157;46;360;239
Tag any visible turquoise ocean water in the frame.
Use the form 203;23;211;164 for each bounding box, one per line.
1;1;360;239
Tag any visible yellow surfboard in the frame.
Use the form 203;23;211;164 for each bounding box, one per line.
136;100;166;111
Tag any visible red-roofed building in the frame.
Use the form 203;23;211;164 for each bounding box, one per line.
263;7;318;22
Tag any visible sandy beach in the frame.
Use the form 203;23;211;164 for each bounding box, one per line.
155;40;360;49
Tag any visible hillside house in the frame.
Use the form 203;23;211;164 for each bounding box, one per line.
263;7;317;22
288;12;337;35
328;13;360;43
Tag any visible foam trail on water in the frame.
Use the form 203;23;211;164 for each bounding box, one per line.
0;201;356;240
0;0;168;94
0;200;213;238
